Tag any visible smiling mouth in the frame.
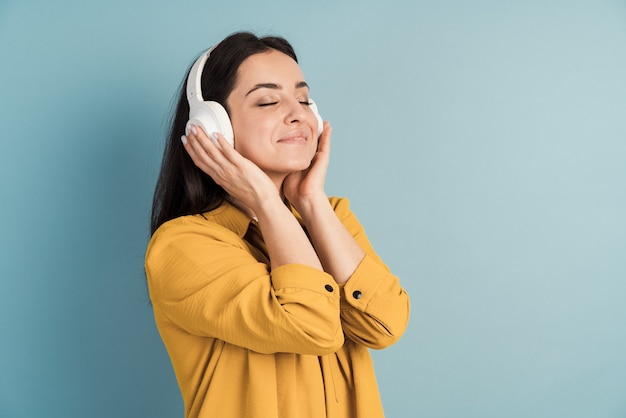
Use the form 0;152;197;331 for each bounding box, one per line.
277;130;308;144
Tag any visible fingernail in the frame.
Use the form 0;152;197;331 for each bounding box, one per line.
181;135;187;145
191;125;198;135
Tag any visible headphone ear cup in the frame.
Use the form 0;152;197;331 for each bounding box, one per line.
309;100;324;137
187;101;234;145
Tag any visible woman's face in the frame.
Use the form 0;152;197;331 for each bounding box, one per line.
226;49;319;179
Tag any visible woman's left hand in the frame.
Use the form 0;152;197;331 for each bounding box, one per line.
283;122;332;210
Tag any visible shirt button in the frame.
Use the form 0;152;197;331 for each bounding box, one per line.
352;290;362;299
325;284;334;292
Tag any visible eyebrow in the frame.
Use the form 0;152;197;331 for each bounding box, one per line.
246;81;309;96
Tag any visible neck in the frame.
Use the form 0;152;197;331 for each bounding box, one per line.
267;172;288;193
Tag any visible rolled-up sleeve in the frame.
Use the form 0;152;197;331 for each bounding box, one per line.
145;218;344;356
340;255;409;349
330;198;410;349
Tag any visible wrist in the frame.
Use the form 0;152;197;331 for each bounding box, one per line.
253;193;294;221
292;193;330;221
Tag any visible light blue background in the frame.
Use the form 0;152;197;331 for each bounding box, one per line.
1;0;625;417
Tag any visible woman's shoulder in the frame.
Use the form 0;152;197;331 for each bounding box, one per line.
328;196;349;209
328;196;354;216
151;213;209;236
148;203;250;250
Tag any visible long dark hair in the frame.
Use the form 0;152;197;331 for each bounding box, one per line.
150;32;298;235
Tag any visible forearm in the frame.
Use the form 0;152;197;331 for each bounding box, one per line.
254;196;323;271
296;195;365;284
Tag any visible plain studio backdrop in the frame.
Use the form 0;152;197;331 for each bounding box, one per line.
1;0;625;417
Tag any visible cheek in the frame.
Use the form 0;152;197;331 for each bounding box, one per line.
232;119;272;158
232;114;272;141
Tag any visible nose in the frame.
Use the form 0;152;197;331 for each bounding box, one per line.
284;97;307;126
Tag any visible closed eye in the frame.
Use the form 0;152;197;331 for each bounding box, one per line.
258;101;311;107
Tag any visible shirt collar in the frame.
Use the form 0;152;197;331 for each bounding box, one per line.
202;200;254;238
201;200;305;238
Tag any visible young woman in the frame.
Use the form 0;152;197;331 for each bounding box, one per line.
146;31;410;418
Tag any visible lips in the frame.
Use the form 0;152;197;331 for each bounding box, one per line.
277;130;308;144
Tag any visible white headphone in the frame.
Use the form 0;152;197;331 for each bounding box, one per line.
186;46;324;146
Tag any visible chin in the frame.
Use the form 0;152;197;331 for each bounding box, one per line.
273;156;313;172
259;153;315;175
288;159;313;171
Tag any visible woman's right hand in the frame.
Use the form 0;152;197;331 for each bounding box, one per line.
182;125;279;210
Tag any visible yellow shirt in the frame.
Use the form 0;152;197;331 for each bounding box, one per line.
145;197;410;418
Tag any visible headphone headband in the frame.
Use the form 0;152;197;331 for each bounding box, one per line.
186;45;217;103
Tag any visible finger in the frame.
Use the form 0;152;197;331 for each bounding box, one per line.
188;127;237;175
186;128;255;186
212;131;256;169
211;131;235;154
321;121;332;137
188;125;223;159
317;122;332;153
182;134;219;176
182;127;227;176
